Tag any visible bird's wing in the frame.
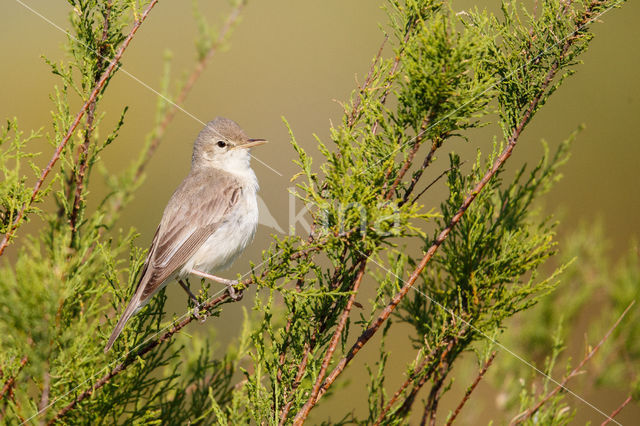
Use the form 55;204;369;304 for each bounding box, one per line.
105;169;243;352
138;170;242;299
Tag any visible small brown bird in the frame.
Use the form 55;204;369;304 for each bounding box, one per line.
105;117;266;352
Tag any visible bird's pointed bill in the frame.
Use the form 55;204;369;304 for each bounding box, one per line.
238;139;268;149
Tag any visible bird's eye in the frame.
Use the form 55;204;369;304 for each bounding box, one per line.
216;140;227;148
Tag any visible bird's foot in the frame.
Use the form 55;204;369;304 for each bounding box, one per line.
191;303;202;320
192;303;208;323
226;282;244;301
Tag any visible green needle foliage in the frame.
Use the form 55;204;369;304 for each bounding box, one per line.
0;0;636;425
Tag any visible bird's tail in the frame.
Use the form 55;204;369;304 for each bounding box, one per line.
104;291;144;353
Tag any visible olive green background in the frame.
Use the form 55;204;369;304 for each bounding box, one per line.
1;0;638;423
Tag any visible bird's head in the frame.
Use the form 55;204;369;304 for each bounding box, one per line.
192;117;267;172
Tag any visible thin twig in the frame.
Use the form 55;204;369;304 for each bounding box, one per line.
373;325;467;425
275;228;318;391
48;239;325;422
69;0;113;244
0;356;27;401
0;0;159;258
401;139;439;206
600;395;632;426
48;292;230;424
410;162;464;206
402;332;462;422
383;116;431;199
275;277;309;419
347;35;388;129
510;301;635;425
421;374;445;426
292;259;369;424
371;19;417;136
275;281;301;384
374;352;434;425
278;246;351;424
278;337;313;425
445;351;497;426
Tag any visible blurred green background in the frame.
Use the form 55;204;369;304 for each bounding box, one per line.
1;0;638;423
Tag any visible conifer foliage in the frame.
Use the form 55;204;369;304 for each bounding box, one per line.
1;0;636;424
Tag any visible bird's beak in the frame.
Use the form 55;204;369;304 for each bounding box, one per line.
238;138;268;149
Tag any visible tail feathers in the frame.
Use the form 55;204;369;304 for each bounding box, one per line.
104;292;143;353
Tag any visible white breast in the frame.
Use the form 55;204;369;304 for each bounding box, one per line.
180;166;259;276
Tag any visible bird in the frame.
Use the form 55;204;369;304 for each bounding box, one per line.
104;117;266;352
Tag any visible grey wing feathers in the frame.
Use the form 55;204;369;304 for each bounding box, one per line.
105;170;241;352
140;173;241;294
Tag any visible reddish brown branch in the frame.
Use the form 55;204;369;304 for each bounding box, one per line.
404;362;442;421
421;373;445;426
600;395;632;426
48;239;323;423
0;0;159;258
292;259;368;424
275;280;309;422
48;292;230;424
347;35;388;129
275;230;318;390
401;332;462;422
383;116;431;199
314;9;582;403
369;11;424;134
68;103;95;239
371;27;413;136
445;351;497;426
410;161;462;206
69;1;113;243
401;139;439;205
317;86;529;402
276;282;302;384
373;326;467;425
279;246;352;424
0;356;27;401
510;301;635;425
374;353;433;425
278;335;313;425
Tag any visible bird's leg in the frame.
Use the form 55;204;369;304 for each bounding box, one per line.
190;269;243;301
178;279;206;321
